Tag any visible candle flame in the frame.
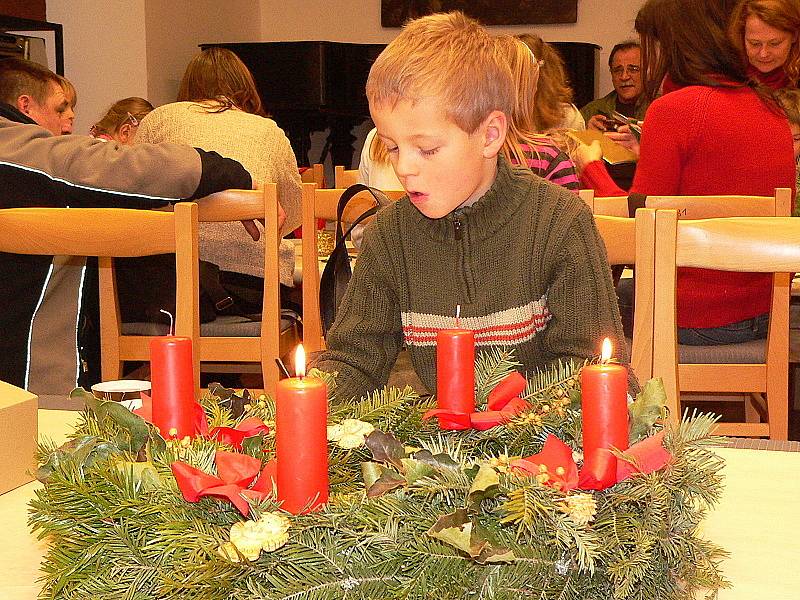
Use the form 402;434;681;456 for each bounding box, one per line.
295;344;306;378
601;337;613;363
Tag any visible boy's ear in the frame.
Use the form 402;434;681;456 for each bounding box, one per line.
481;110;508;158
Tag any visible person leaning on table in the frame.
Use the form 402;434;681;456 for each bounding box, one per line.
0;58;253;389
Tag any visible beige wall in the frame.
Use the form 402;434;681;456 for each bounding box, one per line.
44;0;643;160
261;0;644;98
47;0;149;136
144;0;261;108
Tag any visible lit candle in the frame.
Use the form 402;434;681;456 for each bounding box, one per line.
580;338;629;488
276;345;329;514
150;336;196;439
436;305;475;430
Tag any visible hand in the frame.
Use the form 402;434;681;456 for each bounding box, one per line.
241;220;260;241
587;114;611;132
277;201;286;230
573;140;603;172
605;125;640;158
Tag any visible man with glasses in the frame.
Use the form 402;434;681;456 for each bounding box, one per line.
0;58;253;389
581;41;647;132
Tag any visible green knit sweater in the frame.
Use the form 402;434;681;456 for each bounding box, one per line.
315;157;629;401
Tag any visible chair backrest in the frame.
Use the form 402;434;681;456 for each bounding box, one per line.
190;184;294;394
578;188;792;219
652;209;800;437
579;189;629;217
592;211;656;383
300;164;325;188
0;203;201;394
334;166;359;188
301;183;406;352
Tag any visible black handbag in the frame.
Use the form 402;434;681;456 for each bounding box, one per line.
319;184;392;336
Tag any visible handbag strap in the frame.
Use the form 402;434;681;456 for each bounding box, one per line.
334;184;390;243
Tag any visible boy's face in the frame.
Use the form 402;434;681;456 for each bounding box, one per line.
371;96;506;219
791;123;800;160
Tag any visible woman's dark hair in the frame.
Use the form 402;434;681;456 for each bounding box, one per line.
177;47;265;116
635;0;747;103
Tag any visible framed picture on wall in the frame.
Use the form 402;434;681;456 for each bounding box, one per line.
381;1;578;27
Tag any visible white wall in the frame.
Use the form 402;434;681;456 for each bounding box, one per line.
47;0;149;136
261;0;643;99
144;0;261;108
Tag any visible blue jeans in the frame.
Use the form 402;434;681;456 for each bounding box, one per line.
677;313;769;346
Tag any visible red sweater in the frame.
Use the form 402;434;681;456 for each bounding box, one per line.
581;84;796;328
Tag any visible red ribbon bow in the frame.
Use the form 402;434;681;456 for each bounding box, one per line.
510;431;671;492
423;371;530;430
171;450;276;516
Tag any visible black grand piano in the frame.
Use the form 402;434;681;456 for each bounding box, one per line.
202;41;599;169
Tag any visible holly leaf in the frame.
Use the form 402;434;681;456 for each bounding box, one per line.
399;457;434;484
411;449;460;470
467;465;500;506
629;377;667;442
71;387;149;452
366;469;405;497
365;429;405;469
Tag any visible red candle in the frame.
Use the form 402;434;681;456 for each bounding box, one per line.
276;345;329;514
436;309;475;430
580;338;629;488
150;336;196;439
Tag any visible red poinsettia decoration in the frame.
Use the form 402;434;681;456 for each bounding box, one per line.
510;431;671;492
171;450;276;517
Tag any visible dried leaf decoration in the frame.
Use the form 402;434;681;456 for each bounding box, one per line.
364;429;405;469
467;464;500;507
366;469;405;497
410;449;460;470
428;508;515;564
629;377;667;442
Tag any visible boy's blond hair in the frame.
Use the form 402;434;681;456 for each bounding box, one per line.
366;11;513;134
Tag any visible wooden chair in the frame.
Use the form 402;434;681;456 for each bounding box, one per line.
192;184;300;394
334;165;359;188
652;208;796;439
579;189;628;217
300;163;325;188
301;183;406;353
589;210;656;383
0;203;201;396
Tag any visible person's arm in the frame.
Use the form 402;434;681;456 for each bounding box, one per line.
270;128;302;237
312;217;404;400
573;141;627;197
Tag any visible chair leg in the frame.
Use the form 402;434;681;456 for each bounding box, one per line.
766;376;789;440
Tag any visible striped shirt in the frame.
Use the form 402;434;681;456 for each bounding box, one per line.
520;141;580;190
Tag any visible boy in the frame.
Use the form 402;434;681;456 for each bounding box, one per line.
774;88;800;215
314;12;628;401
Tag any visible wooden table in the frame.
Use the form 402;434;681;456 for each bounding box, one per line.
1;410;798;599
